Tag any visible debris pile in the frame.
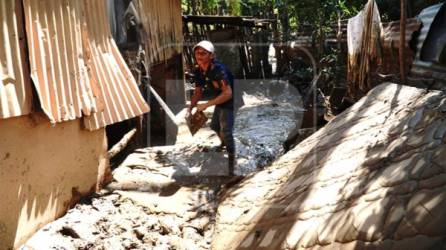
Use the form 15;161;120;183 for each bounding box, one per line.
212;83;446;249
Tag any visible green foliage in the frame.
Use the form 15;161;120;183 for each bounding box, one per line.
227;0;241;15
182;0;244;15
182;0;364;27
289;0;362;27
376;0;444;21
195;0;217;14
240;0;274;17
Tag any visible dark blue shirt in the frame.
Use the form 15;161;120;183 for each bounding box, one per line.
193;60;234;109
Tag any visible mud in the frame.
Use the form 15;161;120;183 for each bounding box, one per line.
21;80;302;249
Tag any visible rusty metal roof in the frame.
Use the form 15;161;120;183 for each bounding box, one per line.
82;0;149;130
21;0;148;129
137;0;183;65
0;0;33;119
23;0;100;123
381;18;421;49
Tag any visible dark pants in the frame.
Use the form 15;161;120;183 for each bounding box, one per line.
210;106;235;154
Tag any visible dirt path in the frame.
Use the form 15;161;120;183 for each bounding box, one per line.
21;80;302;250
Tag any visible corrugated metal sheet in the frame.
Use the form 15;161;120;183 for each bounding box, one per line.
378;19;421;75
0;0;32;119
414;3;444;60
411;2;446;81
137;0;183;65
23;0;149;129
326;20;348;43
381;18;421;49
82;0;149;130
418;3;446;63
23;0;100;123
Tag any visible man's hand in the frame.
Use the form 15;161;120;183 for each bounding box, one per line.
186;105;193;117
189;86;203;116
196;103;209;112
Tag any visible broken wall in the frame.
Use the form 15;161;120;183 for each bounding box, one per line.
0;115;108;249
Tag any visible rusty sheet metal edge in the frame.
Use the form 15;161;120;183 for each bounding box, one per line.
0;0;32;119
22;0;148;129
381;18;421;49
23;0;100;124
412;60;446;80
137;0;183;65
82;0;149;131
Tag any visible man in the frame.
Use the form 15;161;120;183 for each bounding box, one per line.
187;40;236;176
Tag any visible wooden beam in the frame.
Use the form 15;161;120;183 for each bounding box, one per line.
108;128;137;159
182;15;274;28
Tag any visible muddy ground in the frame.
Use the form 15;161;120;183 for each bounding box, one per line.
21;80;303;250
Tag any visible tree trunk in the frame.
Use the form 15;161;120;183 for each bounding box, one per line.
218;0;226;15
191;0;197;15
400;0;407;83
279;0;290;41
108;128;137;159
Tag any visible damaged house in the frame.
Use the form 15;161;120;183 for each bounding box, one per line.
0;0;183;248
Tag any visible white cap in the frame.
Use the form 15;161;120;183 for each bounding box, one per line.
193;40;215;54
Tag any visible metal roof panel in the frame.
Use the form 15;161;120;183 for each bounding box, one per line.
82;0;149;130
381;18;421;49
0;0;32;119
22;0;148;129
23;0;100;123
137;0;183;65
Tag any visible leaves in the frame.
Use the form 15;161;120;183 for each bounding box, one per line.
181;0;364;38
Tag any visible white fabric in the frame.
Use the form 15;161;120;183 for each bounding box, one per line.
347;0;382;56
347;10;364;56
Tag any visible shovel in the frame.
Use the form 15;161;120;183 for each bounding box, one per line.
186;111;208;135
148;84;207;136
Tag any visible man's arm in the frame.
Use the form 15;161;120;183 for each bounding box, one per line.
196;79;232;112
188;86;203;114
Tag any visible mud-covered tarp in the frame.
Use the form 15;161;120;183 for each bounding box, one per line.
213;83;446;250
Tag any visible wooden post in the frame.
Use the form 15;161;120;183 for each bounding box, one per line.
108;128;137;159
400;0;407;83
336;10;342;83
